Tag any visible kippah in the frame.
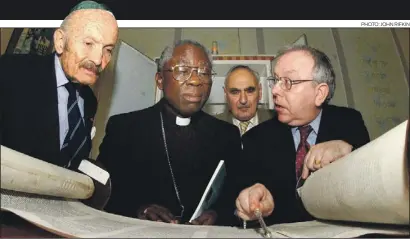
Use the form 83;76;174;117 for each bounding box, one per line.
69;0;112;14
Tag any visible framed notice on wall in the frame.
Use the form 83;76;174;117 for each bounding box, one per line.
6;28;55;55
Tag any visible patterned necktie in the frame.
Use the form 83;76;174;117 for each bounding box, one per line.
295;125;313;179
239;121;250;135
60;82;89;169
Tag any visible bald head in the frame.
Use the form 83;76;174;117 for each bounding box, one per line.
60;9;118;42
53;8;118;86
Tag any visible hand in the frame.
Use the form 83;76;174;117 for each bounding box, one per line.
189;210;217;225
137;204;179;223
235;183;274;221
302;140;353;179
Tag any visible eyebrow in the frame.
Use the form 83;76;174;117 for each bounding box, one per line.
85;36;115;48
228;86;256;91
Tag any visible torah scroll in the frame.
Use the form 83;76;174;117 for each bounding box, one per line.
299;119;409;225
1;145;94;199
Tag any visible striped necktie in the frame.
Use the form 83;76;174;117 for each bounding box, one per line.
60;82;89;169
239;121;250;135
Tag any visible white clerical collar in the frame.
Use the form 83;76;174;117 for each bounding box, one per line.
176;116;191;126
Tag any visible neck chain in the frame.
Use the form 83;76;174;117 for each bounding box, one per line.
159;112;185;219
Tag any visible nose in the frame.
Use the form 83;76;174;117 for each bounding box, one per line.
89;48;103;67
185;70;201;86
271;82;281;97
239;91;248;105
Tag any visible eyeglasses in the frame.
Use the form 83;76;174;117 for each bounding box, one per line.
266;75;314;91
164;65;215;84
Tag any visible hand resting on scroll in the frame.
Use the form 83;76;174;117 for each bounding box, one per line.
301;140;353;179
137;204;179;224
235;183;274;221
189;209;217;225
137;204;217;225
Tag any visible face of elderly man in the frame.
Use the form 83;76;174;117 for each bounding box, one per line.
53;9;119;86
271;50;329;126
224;67;262;122
156;43;213;117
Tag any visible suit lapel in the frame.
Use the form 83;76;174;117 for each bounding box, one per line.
37;55;60;158
220;111;233;123
315;106;331;144
257;109;272;124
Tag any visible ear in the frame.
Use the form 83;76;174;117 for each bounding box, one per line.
53;29;66;54
155;72;163;90
258;83;262;102
314;83;329;106
222;86;228;101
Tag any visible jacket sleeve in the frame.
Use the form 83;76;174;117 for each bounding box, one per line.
96;115;136;217
345;109;371;151
211;125;242;226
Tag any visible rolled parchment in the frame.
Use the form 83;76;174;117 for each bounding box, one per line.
1;145;94;199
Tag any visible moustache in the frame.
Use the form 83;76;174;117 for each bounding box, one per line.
80;61;102;75
237;105;250;109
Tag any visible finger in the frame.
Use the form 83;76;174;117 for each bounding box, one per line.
259;192;274;217
203;215;216;225
157;209;175;223
235;197;244;213
191;218;200;225
313;157;322;170
302;149;313;179
194;215;208;225
151;205;177;223
236;209;253;221
239;192;251;214
249;188;262;212
249;184;267;212
305;151;316;171
145;210;161;222
321;159;331;166
324;150;336;164
301;155;310;179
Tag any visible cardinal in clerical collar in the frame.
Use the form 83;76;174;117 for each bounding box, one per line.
97;39;242;226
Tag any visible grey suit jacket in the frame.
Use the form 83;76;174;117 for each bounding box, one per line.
214;108;274;126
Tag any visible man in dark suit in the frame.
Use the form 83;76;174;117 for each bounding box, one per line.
0;1;118;170
97;39;242;226
234;45;370;225
215;65;274;136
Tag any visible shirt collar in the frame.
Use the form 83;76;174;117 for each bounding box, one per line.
232;113;259;127
291;109;323;135
54;54;69;88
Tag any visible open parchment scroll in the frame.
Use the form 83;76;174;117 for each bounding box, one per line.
1;119;409;238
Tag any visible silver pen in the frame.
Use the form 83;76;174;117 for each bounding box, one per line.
254;208;272;238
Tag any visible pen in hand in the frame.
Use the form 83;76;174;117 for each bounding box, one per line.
254;208;272;238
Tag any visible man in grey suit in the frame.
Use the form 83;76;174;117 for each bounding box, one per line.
215;65;274;136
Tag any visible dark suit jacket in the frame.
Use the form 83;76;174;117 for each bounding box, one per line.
96;99;242;224
237;104;370;226
0;54;97;167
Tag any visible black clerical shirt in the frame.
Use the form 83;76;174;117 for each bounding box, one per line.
98;98;242;225
157;99;219;222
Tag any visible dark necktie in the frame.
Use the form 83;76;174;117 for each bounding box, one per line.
295;125;313;179
60;82;89;169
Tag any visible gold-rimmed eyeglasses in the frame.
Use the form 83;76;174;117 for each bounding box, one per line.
164;65;215;84
266;75;314;91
